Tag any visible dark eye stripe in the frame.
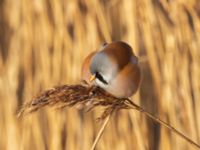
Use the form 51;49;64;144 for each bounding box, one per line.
95;72;108;85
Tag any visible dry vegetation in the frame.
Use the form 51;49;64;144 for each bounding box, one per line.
0;0;200;150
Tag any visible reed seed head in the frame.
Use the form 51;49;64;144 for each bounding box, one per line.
17;83;133;120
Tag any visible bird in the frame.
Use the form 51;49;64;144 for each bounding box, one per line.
81;41;141;98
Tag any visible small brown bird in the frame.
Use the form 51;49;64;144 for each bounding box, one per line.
81;41;141;98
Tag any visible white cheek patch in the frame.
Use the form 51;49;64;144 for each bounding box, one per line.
95;78;108;89
101;73;112;83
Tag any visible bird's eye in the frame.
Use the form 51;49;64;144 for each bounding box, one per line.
95;72;108;85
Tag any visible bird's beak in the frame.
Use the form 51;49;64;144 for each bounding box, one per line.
89;74;96;82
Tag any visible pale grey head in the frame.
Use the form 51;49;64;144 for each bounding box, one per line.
90;50;118;88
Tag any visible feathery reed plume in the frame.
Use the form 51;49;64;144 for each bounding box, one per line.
17;84;128;119
18;84;200;149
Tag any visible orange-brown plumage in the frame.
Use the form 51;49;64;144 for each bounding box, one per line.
81;51;97;84
81;41;141;98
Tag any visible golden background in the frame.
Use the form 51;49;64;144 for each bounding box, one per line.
0;0;200;150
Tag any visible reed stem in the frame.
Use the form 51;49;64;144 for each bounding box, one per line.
90;114;111;150
124;99;200;149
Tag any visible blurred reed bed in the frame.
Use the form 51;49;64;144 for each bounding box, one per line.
0;0;200;150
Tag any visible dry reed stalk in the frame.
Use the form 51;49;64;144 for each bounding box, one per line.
90;114;111;150
17;84;128;119
18;84;200;149
124;100;200;150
